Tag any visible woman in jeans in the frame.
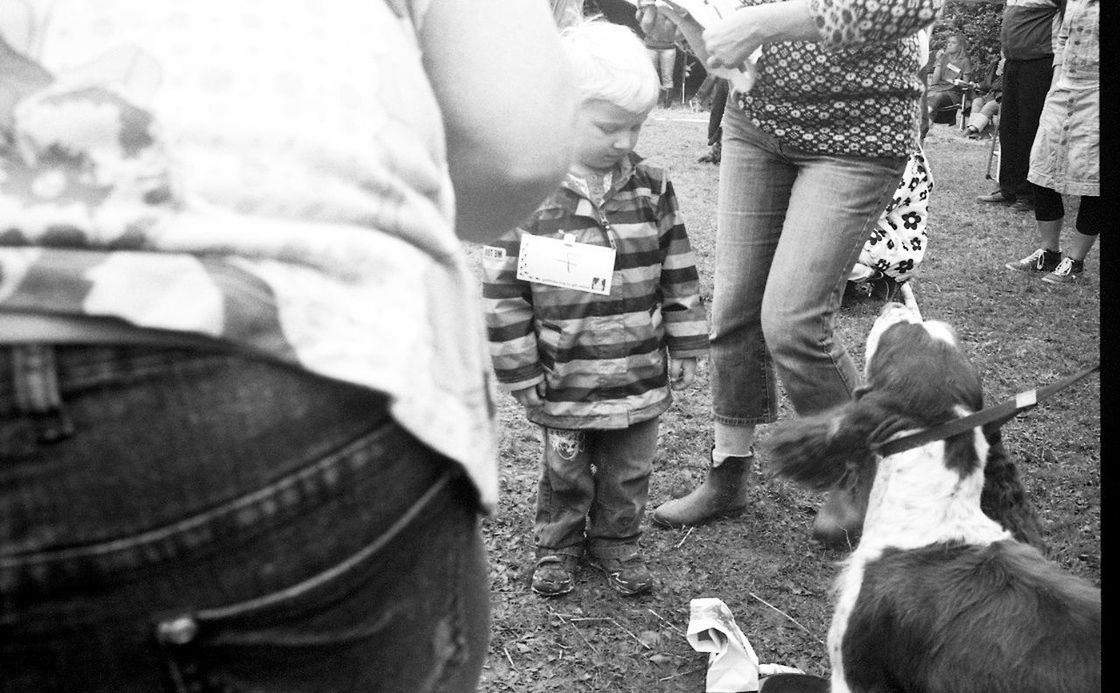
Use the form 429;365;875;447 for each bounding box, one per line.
640;0;941;544
0;1;575;691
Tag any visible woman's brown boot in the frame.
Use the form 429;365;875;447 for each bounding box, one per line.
651;453;752;528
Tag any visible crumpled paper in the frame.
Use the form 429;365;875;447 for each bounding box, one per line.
687;598;804;693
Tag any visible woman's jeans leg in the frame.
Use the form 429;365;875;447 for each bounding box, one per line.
0;346;489;693
712;108;906;422
711;111;789;425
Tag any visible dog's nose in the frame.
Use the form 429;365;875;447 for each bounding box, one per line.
875;301;919;328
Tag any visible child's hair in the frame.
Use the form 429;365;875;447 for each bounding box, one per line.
561;19;660;114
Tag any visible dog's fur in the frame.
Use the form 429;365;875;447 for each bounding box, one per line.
765;303;1101;693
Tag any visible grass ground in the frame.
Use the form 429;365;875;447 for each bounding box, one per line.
465;109;1101;692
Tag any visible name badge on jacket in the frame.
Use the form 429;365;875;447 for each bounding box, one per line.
516;233;616;295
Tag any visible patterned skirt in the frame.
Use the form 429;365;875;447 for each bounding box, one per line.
850;149;933;284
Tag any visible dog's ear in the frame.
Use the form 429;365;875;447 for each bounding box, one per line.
981;425;1047;551
765;392;920;491
765;401;875;491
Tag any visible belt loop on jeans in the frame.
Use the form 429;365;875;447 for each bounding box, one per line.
10;344;75;443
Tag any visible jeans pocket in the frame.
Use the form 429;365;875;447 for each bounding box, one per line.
153;472;487;693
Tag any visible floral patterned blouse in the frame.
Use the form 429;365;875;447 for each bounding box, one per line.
0;1;499;509
733;0;943;159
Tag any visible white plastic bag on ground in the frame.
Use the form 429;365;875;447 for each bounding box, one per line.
687;597;759;692
687;598;807;692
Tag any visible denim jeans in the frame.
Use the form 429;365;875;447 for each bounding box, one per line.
647;47;676;91
712;108;907;423
0;346;489;693
533;417;658;560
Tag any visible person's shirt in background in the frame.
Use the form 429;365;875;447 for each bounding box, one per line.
1001;0;1062;61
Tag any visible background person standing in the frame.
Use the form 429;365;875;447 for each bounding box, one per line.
976;0;1062;212
643;7;682;107
1005;0;1098;283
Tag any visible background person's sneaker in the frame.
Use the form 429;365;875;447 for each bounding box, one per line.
589;553;652;596
1006;248;1061;273
977;190;1015;204
1042;256;1084;284
530;554;579;597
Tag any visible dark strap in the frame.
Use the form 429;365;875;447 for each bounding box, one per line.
873;363;1100;457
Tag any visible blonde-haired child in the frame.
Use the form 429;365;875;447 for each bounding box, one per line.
481;19;709;597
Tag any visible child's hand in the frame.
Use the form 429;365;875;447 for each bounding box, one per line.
669;357;697;390
512;382;546;408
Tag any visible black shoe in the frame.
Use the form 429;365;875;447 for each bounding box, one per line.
869;275;902;302
1006;248;1062;273
1042;256;1084;284
977;190;1015;204
843;280;874;305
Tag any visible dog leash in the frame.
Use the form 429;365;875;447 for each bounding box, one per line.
873;362;1101;457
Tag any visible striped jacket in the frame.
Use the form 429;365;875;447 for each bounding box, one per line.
481;154;709;430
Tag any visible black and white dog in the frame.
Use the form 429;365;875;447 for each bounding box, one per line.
766;302;1101;693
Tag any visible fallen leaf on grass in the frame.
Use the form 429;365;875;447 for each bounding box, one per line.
639;630;662;648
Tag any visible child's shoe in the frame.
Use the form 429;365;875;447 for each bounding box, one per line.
530;554;579;597
589;551;652;596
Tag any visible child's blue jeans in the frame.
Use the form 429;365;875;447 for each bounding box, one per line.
533;417;658;561
0;345;489;693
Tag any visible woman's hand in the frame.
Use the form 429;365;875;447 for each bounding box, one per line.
703;9;766;71
701;0;819;73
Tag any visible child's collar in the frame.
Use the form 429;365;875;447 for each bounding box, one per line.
562;152;642;197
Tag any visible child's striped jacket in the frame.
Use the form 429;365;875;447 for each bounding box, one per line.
481;154;709;430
